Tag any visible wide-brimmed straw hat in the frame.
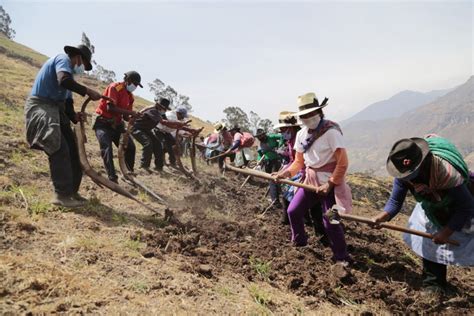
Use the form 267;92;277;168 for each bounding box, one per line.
214;122;226;133
296;92;328;117
386;137;430;179
274;111;300;129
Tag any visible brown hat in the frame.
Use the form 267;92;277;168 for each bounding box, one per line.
64;44;93;71
386;138;430;179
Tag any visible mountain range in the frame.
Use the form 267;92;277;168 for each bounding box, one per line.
343;76;474;174
343;88;453;124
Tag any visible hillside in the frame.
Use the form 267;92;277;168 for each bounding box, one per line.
343;89;451;124
0;35;214;135
344;76;474;174
1;37;473;314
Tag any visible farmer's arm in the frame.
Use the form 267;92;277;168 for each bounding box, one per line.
105;87;137;117
373;178;409;223
57;71;88;96
160;119;186;129
329;148;349;185
445;184;474;231
286;151;305;177
56;55;100;100
228;139;241;151
64;95;78;124
432;184;473;244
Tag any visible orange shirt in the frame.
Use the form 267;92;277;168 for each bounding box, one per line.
96;82;134;124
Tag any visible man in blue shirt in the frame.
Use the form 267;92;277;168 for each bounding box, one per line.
25;44;102;208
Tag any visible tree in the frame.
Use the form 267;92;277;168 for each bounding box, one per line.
92;65;116;84
80;32;118;83
148;78;193;111
176;94;192;111
223;106;250;132
0;6;15;39
258;118;274;133
248;111;261;134
81;32;95;54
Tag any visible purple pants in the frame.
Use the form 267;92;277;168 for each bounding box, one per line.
287;188;350;261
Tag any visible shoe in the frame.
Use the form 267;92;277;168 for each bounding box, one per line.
154;166;163;172
420;286;444;302
72;193;87;202
140;166;152;173
280;211;289;225
108;176;118;184
317;235;331;247
51;193;86;208
273;200;283;209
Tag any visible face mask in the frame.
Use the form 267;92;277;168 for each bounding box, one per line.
300;114;321;130
126;83;137;93
282;130;292;140
73;63;85;75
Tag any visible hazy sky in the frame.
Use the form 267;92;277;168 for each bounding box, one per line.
3;0;473;123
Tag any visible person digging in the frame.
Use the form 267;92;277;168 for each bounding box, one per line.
132;98;190;172
25;44;102;208
372;135;474;295
255;128;284;209
93;71;143;183
274;92;352;266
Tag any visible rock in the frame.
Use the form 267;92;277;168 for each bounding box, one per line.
197;264;213;278
194;247;211;256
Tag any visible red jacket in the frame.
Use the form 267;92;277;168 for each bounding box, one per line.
96;82;134;124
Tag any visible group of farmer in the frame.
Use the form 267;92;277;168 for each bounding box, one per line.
25;43;473;295
205;91;474;295
25;44;200;208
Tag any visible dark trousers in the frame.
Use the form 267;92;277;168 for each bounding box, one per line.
94;121;135;181
264;159;281;202
218;152;235;169
422;258;447;288
47;122;82;195
154;131;176;167
132;129;162;168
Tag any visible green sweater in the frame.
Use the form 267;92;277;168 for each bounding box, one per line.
257;134;284;161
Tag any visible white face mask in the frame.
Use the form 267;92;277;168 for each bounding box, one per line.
300;114;321;130
73;63;85;75
126;83;137;93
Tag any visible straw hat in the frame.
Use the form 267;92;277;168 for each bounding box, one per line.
274;111;300;129
213;122;226;133
296;92;328;117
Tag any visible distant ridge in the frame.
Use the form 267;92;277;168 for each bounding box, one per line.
343;88;452;124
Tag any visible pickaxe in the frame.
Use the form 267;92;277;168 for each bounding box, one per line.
240;156;265;189
326;205;460;246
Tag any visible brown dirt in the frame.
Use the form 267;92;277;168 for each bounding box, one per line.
0;104;473;314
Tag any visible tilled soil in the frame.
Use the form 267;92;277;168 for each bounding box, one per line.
136;172;474;314
1;137;473;314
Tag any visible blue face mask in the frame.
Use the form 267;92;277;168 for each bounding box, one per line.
73;64;85;75
126;83;137;93
282;130;292;140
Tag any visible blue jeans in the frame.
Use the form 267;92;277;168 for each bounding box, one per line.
94;120;135;181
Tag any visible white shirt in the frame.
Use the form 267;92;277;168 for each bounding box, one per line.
294;126;345;169
156;110;186;138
